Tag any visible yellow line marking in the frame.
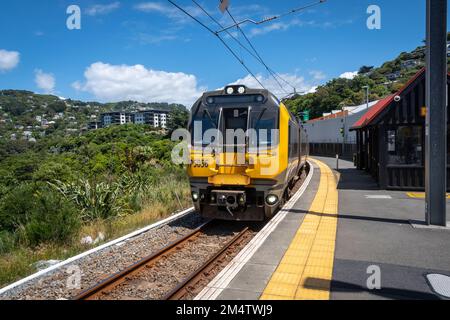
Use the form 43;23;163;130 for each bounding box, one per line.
407;192;450;199
260;158;338;300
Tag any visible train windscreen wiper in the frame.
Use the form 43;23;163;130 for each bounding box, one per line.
255;108;268;128
254;108;269;156
203;109;217;129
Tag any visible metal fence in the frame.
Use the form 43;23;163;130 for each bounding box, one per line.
309;143;357;161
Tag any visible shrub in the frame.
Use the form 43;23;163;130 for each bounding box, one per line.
50;179;126;222
32;161;75;183
20;189;80;246
0;184;81;247
0;184;37;232
0;231;16;254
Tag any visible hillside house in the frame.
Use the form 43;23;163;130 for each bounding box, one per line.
401;59;419;69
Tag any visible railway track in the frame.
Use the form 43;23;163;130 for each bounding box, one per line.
163;226;250;300
74;220;254;300
0;166;308;301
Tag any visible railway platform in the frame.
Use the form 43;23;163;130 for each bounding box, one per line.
196;157;450;300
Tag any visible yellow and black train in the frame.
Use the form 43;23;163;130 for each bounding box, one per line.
188;85;309;221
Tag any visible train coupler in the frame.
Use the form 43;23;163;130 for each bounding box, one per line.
212;190;246;209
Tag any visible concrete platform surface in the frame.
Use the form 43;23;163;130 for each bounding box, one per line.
315;156;450;300
198;157;450;300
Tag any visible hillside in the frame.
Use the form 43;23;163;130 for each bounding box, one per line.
0;90;188;146
285;36;450;119
0;92;191;287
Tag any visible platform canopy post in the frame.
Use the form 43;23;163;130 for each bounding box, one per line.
425;0;447;226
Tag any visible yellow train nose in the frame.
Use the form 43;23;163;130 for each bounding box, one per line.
208;174;251;186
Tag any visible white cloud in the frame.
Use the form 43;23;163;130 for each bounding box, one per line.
85;2;120;16
230;73;316;98
134;2;173;14
249;22;292;37
134;2;202;20
34;69;56;93
309;70;326;81
230;4;268;17
248;19;313;37
306;86;318;94
73;62;205;106
0;49;20;72
249;18;318;37
135;33;177;44
247;16;354;38
339;71;358;80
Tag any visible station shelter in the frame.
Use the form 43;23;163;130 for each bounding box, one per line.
350;68;450;190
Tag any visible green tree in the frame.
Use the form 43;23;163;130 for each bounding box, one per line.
358;66;374;74
167;107;189;135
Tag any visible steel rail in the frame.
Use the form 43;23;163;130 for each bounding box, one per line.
163;226;250;300
74;220;213;300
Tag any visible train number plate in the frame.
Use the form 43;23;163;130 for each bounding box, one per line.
192;160;209;168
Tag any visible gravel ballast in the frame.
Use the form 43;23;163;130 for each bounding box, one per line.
0;213;205;300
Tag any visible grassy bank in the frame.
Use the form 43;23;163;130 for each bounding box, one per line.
0;173;191;288
0;124;195;288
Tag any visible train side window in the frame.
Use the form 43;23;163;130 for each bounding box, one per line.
288;122;292;158
288;121;298;159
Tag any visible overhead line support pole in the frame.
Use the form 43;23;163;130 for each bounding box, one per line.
425;0;447;226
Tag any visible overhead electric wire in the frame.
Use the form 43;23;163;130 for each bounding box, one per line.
224;6;291;95
192;1;270;75
192;0;294;95
217;0;327;34
272;0;327;21
222;0;326;94
168;0;265;89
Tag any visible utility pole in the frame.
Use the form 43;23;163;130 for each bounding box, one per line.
362;85;370;109
342;106;347;157
425;0;447;226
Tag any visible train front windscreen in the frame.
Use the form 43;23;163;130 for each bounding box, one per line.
190;96;279;150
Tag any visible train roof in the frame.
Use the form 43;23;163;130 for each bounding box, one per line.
201;85;271;98
195;85;281;109
194;85;303;125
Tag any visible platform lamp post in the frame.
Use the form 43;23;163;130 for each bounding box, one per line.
425;0;447;226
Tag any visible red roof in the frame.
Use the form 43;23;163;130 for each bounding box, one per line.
351;68;426;130
350;95;394;129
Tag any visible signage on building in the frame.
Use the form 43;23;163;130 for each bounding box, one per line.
421;106;427;117
303;110;310;122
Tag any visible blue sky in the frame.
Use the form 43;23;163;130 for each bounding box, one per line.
0;0;447;106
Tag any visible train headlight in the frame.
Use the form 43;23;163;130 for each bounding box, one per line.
238;86;246;94
266;195;279;206
226;87;235;95
192;191;199;202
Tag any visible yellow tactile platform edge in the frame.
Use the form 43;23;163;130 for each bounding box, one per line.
407;192;450;199
260;159;338;300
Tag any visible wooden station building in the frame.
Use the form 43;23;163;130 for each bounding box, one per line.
350;68;450;191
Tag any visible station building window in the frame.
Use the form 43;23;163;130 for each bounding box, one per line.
387;126;423;166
